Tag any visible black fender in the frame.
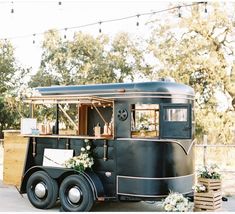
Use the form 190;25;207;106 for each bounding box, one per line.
20;166;104;201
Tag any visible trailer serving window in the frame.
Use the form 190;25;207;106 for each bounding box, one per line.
131;104;159;138
23;96;114;138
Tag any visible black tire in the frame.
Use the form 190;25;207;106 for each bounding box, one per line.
59;175;94;212
26;171;58;209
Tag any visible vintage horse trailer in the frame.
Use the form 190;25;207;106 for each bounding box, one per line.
19;80;195;211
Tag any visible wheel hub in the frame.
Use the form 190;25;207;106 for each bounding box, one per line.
68;187;82;204
34;182;47;199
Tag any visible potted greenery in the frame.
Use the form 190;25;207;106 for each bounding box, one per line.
193;179;222;211
197;164;221;192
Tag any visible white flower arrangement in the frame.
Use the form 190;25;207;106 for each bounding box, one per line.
64;139;94;172
163;192;192;212
197;164;221;179
192;183;207;193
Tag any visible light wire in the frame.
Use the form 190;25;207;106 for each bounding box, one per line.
0;2;206;41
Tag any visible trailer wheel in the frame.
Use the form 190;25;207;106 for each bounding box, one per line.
59;175;94;212
26;171;58;209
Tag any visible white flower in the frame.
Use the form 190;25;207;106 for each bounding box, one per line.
75;160;80;165
170;199;177;206
200;185;206;191
176;203;184;211
64;141;94;172
193;183;206;193
164;204;173;211
163;192;190;212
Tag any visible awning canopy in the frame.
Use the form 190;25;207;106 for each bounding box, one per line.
23;95;113;106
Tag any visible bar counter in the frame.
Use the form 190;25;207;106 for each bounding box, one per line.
21;134;112;140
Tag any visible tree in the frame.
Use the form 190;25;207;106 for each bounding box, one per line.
0;40;16;94
29;30;146;87
146;2;235;143
0;40;30;137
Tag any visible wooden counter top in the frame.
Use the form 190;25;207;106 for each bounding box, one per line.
21;134;113;140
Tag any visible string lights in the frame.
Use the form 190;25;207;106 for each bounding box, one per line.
98;22;102;33
178;6;181;18
1;2;207;41
136;14;140;26
204;2;208;13
10;1;14;14
32;34;36;44
64;28;67;39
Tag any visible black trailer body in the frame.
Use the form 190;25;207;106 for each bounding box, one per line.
19;81;195;211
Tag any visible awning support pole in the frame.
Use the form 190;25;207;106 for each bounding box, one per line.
58;104;78;130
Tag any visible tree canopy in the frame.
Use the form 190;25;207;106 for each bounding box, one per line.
29;30;147;87
146;2;235;143
1;2;235;144
0;40;30;137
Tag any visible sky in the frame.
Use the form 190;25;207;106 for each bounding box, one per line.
0;0;232;110
0;0;169;72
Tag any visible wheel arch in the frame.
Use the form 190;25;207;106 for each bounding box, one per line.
20;167;104;200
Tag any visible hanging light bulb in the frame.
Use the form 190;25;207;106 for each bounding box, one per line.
32;34;36;44
136;14;140;26
204;2;207;13
10;1;14;14
178;6;181;18
99;22;102;33
64;28;67;39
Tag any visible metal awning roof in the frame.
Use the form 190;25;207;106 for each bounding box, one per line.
23;95;113;105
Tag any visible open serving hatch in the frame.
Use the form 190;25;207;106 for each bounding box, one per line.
23;95;114;137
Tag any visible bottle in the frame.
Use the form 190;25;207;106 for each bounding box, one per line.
108;123;112;135
94;123;101;137
103;123;108;135
46;123;51;134
109;114;114;135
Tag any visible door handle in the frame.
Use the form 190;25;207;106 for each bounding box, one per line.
183;126;191;131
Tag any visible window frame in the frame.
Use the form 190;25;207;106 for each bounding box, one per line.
160;103;192;139
131;104;160;138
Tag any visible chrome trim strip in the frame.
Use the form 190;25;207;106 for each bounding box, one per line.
106;95;194;100
117;191;193;198
41;91;194;97
188;138;196;153
117;138;182;142
117;173;194;180
82;172;99;200
116;138;196;155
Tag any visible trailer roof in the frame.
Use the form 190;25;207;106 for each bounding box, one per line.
36;81;194;98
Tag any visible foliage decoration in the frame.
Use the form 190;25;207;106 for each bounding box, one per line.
162;192;193;212
197;164;221;180
64;139;94;172
192;183;207;193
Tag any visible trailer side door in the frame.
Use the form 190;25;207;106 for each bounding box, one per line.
160;104;192;139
